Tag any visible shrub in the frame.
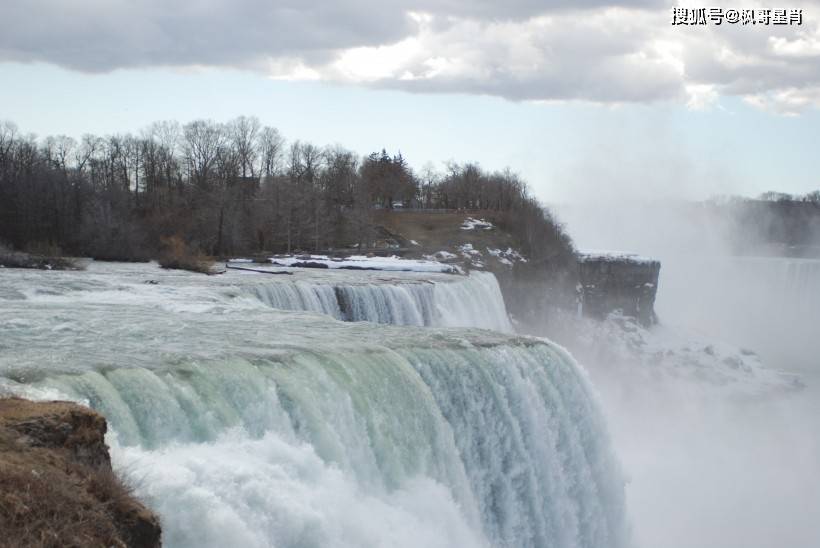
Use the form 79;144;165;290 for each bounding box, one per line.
158;236;215;274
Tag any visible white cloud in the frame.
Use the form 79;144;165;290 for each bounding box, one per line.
332;39;422;82
743;86;820;116
769;31;820;58
686;84;719;110
302;8;686;104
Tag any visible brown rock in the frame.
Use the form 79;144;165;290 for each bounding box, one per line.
0;397;162;547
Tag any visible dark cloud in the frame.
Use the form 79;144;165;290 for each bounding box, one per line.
0;0;664;72
0;0;412;71
2;0;820;110
415;0;663;19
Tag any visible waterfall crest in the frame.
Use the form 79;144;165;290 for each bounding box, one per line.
33;339;628;548
249;270;513;331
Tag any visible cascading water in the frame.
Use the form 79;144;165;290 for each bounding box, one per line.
4;261;512;331
0;262;628;548
759;257;820;316
248;270;512;331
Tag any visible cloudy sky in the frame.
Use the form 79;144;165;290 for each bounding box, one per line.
2;0;819;203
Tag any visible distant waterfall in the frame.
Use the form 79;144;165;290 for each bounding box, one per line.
776;258;820;315
657;255;820;372
249;271;513;332
34;340;628;548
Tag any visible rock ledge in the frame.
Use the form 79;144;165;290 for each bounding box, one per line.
0;397;161;547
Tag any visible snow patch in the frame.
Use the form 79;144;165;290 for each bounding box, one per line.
456;244;486;269
486;247;528;265
458;243;481;257
266;254;460;274
460;218;494;231
578;249;657;265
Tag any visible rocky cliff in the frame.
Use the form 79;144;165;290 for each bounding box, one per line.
370;211;665;331
0;397;161;547
577;252;661;326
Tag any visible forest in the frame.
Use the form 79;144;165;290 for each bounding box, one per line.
0;116;573;267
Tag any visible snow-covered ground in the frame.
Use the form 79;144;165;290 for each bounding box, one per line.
577;249;658;265
486;247;528;266
423;245;528;270
460;218;494;231
456;243;484;268
258;254;461;273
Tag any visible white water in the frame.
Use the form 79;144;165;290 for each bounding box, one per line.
250;269;512;331
0;261;511;332
0;263;625;548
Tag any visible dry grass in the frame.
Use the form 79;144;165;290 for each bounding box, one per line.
158;235;215;274
372;210;517;258
0;398;161;548
0;429;150;547
0;453;126;547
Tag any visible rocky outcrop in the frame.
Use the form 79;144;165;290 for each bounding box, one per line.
577;252;661;326
0;397;161;547
0;245;80;270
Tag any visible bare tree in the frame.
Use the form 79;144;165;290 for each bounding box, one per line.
183;120;226;189
0;116;576;270
230;116;260;179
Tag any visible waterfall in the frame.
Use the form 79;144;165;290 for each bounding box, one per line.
248;271;513;332
0;263;628;548
27;340;628;548
774;258;820;316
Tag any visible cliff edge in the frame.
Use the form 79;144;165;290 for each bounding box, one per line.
578;251;661;326
0;397;161;547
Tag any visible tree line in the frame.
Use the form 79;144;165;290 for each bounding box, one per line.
703;194;820;252
756;190;820;203
0;116;573;264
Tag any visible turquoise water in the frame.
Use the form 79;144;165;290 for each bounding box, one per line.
0;262;628;548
